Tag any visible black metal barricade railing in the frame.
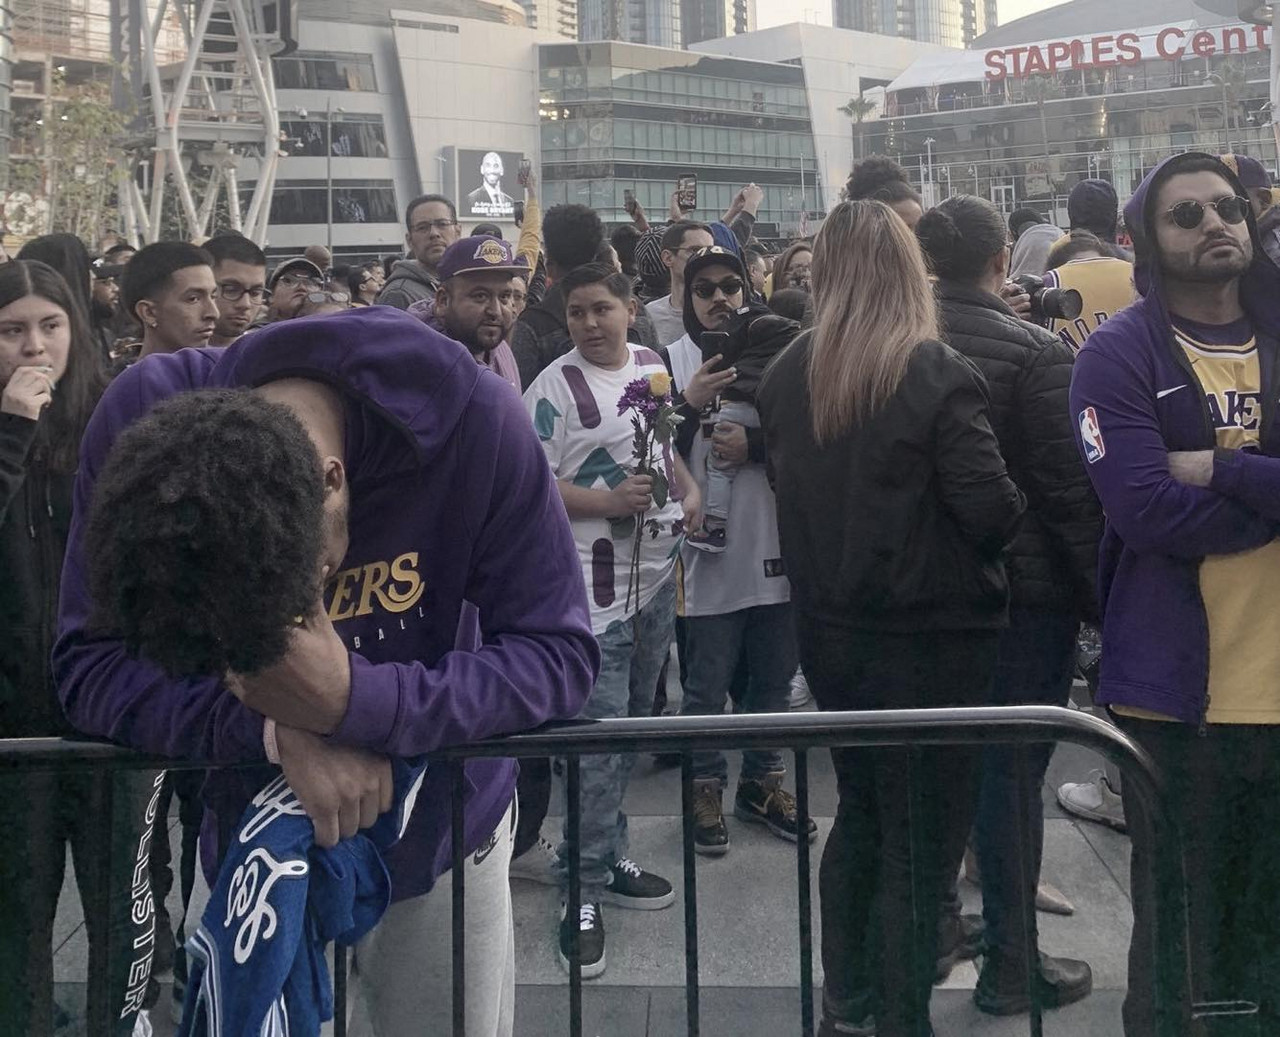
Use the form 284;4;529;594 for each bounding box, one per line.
0;705;1262;1037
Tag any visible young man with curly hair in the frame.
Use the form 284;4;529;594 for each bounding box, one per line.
509;203;605;390
54;306;599;1037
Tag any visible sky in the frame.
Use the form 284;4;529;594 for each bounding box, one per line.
754;0;1070;32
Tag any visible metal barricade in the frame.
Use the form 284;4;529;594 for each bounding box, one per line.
0;705;1261;1036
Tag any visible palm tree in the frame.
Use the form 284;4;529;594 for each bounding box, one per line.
840;94;878;161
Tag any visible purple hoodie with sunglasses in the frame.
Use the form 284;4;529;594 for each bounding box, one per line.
1068;153;1280;726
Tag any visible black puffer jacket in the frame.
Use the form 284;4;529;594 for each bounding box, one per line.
0;413;75;737
937;281;1102;619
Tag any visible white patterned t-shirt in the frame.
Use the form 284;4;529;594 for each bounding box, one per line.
524;344;684;634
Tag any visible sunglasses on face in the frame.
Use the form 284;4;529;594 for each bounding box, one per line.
691;278;745;299
305;290;350;304
1165;196;1250;230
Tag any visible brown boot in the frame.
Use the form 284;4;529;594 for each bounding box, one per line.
692;778;729;856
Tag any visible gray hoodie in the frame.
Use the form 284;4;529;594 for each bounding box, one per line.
1010;223;1065;278
376;259;440;310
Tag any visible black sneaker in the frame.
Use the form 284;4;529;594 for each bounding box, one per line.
734;772;818;843
819;990;876;1037
817;1018;875;1037
603;858;676;909
558;902;606;978
974;951;1093;1016
685;525;727;553
693;777;730;856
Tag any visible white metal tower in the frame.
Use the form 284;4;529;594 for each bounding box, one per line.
123;0;293;244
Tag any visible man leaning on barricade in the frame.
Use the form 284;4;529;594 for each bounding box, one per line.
49;304;598;1036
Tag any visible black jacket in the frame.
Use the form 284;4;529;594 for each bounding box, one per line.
665;305;798;464
511;281;572;391
0;413;74;737
698;305;800;403
512;281;661;391
937;282;1102;619
758;335;1026;631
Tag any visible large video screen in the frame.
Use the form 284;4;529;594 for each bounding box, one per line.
460;149;525;220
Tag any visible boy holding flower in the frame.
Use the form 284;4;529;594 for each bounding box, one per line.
523;263;701;978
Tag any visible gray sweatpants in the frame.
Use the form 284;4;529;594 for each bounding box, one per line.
345;801;516;1037
703;398;759;521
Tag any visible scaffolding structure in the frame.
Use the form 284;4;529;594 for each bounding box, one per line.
5;0;289;243
121;0;293;245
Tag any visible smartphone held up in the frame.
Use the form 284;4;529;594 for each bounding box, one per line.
677;175;698;213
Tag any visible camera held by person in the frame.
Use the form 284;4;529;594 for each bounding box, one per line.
1012;274;1083;324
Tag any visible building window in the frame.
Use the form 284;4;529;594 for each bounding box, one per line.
274;52;378;92
250;180;398;224
279;114;389;158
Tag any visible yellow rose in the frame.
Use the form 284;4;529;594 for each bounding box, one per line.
648;372;672;397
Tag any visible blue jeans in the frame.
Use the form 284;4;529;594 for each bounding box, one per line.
678;603;796;784
972;607;1078;961
556;575;677;899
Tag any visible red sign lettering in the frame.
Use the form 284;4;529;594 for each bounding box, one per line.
982;23;1265;80
1156;27;1188;59
1115;32;1142;62
1191;31;1217;57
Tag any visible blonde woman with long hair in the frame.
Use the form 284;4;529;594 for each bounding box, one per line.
758;200;1026;1037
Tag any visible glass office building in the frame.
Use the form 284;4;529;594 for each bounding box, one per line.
834;0;995;48
875;4;1275;219
579;0;682;49
539;41;820;235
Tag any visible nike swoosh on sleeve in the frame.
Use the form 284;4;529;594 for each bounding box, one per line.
1156;385;1188;399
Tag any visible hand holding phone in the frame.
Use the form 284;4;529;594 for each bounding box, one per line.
698;330;731;367
517;158;533;187
624;189;637;216
677;175;698;213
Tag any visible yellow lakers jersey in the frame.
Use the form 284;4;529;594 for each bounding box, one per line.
1044;258;1136;352
1178;321;1280;724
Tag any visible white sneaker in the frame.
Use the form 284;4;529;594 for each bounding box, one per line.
1057;770;1126;832
788;669;816;712
509;836;560;886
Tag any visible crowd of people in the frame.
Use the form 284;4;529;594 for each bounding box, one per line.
2;145;1279;1037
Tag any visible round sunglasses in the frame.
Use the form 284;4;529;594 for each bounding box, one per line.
1164;196;1250;230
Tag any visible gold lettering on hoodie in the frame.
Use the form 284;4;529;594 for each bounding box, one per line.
327;552;425;621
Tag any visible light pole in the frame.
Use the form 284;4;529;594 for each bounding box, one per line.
1205;72;1231;152
923;137;936;206
297;101;344;253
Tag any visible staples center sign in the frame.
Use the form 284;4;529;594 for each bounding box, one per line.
984;23;1271;80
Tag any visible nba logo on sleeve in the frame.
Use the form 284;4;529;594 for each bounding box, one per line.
1079;407;1105;463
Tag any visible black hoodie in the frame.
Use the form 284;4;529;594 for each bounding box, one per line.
669;247;801;461
0;413;74;736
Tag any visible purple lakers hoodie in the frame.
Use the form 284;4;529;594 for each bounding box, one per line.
54;307;598;900
1069;153;1280;725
